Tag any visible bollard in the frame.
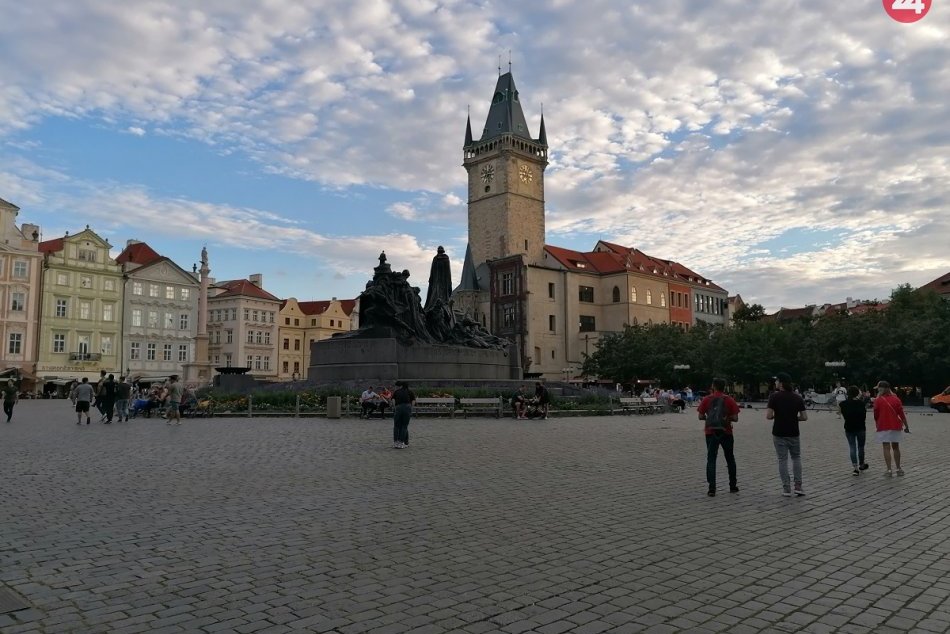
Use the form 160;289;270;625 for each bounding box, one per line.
295;395;300;418
248;394;253;418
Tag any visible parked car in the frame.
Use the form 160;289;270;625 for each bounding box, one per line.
931;386;950;413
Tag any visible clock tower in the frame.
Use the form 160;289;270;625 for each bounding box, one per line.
464;72;548;268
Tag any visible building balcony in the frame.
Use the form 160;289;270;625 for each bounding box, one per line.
69;352;102;362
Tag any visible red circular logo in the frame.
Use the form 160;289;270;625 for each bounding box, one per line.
884;0;931;22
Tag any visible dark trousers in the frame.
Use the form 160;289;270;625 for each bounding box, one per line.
101;398;115;421
845;431;866;466
3;401;13;421
393;403;411;444
706;432;737;488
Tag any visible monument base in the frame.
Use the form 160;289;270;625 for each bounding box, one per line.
309;337;520;381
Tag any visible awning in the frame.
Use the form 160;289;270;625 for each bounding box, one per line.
132;375;170;383
0;368;40;382
45;378;78;386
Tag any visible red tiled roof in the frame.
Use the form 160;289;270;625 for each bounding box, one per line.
115;242;162;266
920;271;950;295
38;237;64;254
215;279;280;301
296;299;358;316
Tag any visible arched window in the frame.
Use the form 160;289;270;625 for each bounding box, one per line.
612;286;620;303
660;292;666;307
630;287;637;303
646;290;653;305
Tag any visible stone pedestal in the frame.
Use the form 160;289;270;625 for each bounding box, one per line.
309;337;520;381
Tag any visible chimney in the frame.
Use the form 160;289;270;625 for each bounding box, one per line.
249;273;262;287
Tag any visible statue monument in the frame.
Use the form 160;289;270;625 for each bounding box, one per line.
308;248;520;381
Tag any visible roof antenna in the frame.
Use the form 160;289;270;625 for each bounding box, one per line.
508;50;512;73
497;55;501;76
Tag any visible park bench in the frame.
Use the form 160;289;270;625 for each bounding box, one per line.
615;396;663;415
413;397;457;417
640;396;663;414
616;397;642;414
459;397;503;418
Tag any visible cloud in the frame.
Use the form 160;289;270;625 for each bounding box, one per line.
0;1;947;309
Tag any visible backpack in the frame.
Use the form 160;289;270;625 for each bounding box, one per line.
705;396;729;430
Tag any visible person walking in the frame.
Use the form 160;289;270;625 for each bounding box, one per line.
392;380;416;449
697;377;741;497
71;377;96;425
94;369;107;422
2;379;18;422
767;372;808;497
164;375;184;426
873;380;910;476
534;381;550;419
839;385;869;475
98;374;118;423
115;376;132;422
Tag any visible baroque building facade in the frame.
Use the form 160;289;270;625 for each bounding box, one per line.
277;298;356;381
0;198;42;382
456;72;729;380
116;240;200;381
37;228;124;382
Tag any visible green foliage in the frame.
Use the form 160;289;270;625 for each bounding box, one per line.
583;287;950;395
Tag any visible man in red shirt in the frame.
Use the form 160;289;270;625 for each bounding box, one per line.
697;378;741;497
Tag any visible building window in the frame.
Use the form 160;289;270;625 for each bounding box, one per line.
270;312;275;323
80;275;92;289
329;319;334;327
57;273;68;286
551;349;556;359
254;356;262;370
294;339;300;351
548;282;555;299
244;309;250;320
294;318;299;326
252;310;259;322
226;330;233;343
79;302;91;320
501;272;513;296
179;314;189;330
10;292;24;312
503;305;516;327
165;313;175;329
103;304;113;321
311;319;316;326
646;290;653;305
148;311;158;327
612;286;620;303
104;279;115;292
165;286;175;300
147;343;156;360
264;332;270;344
247;331;254;343
549;315;556;332
230;308;236;321
263;356;270;371
178;344;188;362
285;317;290;325
283;338;289;350
163;344;172;361
101;336;112;356
578;286;594;303
77;249;96;262
53;333;66;353
130;342;141;360
13;261;28;278
224;353;231;366
293;361;300;373
631;287;637;303
255;331;263;344
8;333;21;354
214;355;220;364
132;309;142;327
695;294;701;311
132;282;143;295
247;355;253;368
56;299;68;317
283;361;289;373
180;288;190;301
579;315;596;332
149;284;159;297
660;292;666;308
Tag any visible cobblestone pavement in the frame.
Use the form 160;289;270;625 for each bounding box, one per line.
2;401;949;633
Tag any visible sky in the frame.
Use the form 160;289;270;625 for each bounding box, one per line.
0;0;947;312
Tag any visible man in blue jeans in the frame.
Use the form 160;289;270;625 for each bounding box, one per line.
697;378;741;497
767;371;808;496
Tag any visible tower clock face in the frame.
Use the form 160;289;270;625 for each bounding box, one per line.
519;164;533;184
480;163;495;183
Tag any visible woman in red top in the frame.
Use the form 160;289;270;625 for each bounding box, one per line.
872;381;910;477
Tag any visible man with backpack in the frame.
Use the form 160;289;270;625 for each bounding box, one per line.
697;377;741;497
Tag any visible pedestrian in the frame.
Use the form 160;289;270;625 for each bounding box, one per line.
94;369;107;421
534;381;550;419
71;377;96;425
697;378;741;497
98;374;117;423
873;380;910;477
839;385;869;475
833;381;847;415
2;379;18;422
164;375;183;426
511;386;528;419
115;376;132;422
767;371;808;497
392;380;415;449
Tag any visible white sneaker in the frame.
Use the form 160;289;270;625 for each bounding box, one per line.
393;442;401;449
884;469;893;477
782;487;792;497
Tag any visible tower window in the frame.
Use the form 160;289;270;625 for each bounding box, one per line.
579;315;596;332
524;240;528;250
612;286;620;303
549;315;555;332
548;283;555;299
484;185;490;193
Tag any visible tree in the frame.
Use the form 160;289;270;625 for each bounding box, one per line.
732;303;766;323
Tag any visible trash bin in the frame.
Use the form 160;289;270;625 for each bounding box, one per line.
326;396;341;419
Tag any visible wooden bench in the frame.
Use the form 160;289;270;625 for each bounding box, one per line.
413;397;457;417
459;397;502;418
640;396;662;414
616;397;642;414
616;396;663;415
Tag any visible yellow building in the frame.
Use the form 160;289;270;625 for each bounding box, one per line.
37;227;124;382
277;298;355;380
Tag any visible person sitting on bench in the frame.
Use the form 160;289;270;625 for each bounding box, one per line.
360;386;380;418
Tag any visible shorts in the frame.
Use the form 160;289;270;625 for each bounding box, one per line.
168;401;180;411
76;401;90;413
877;430;904;443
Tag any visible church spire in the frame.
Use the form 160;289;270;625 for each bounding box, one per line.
480;72;532;141
538;113;547;146
464;112;473;146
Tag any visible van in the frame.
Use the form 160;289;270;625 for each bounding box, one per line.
931;387;950;413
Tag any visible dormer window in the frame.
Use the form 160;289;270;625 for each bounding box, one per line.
513;90;519;102
493;91;505;103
